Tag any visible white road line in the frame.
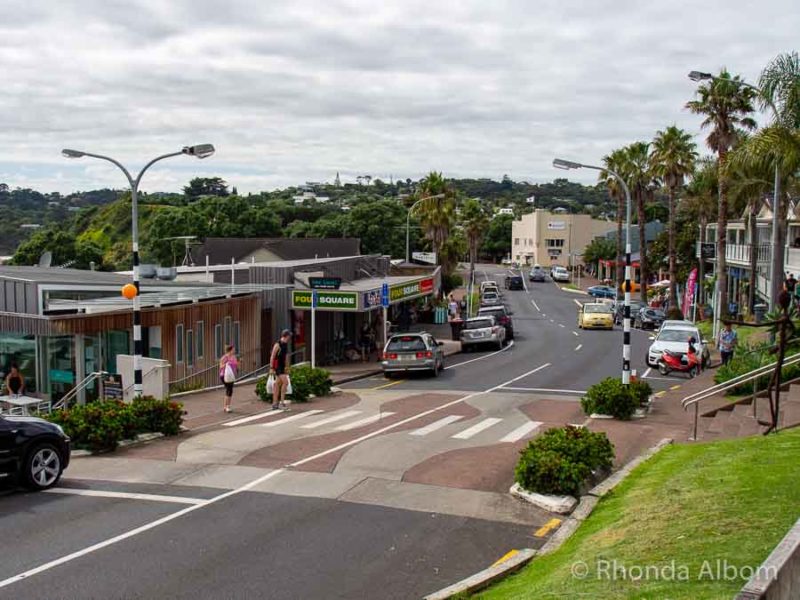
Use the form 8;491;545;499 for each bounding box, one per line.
0;362;551;591
572;331;579;337
223;410;287;427
643;367;652;379
499;421;543;443
500;387;587;394
573;299;582;307
43;488;205;505
452;417;503;439
260;410;324;427
549;319;555;323
558;323;565;328
336;412;396;431
444;340;514;370
410;415;463;436
301;410;362;429
530;299;540;311
575;344;583;351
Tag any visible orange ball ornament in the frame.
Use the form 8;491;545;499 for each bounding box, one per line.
121;283;138;300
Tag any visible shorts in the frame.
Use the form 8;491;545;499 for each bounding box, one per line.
221;377;234;396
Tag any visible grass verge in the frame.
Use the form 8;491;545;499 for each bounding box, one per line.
476;429;800;599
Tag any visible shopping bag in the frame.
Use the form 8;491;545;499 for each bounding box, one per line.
286;376;293;396
266;374;275;394
223;363;236;383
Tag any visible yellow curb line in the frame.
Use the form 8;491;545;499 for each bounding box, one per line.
491;549;519;567
371;379;406;390
670;385;681;390
534;518;562;537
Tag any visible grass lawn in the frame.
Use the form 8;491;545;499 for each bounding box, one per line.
477;429;800;599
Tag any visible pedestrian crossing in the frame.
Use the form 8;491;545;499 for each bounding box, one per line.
228;408;543;443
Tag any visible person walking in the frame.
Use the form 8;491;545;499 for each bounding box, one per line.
219;345;238;413
270;329;292;410
717;322;738;367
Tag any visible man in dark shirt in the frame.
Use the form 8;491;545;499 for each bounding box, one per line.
785;273;797;297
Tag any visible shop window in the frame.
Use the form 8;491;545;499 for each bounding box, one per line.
196;321;205;359
215;324;223;359
186;330;194;368
233;322;241;354
224;317;232;345
176;324;185;364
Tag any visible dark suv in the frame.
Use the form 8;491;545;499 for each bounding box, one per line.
477;305;515;340
505;275;524;290
0;414;71;490
615;300;646;325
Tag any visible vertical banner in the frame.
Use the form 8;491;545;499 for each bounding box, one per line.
683;268;698;318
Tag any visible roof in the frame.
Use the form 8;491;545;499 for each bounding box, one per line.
194;237;362;265
0;266;196;287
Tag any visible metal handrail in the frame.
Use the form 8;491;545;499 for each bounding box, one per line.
683;352;800;440
51;371;107;411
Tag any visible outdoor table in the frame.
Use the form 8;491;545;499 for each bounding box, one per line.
0;395;47;415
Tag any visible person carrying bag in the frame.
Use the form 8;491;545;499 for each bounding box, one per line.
219;345;238;413
269;329;292;410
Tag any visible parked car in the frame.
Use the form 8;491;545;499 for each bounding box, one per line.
501;257;512;265
460;316;506;351
381;333;445;377
634;307;666;330
552;267;570;283
614;300;647;325
529;268;546;282
480;281;498;294
504;275;524;290
587;285;617;299
647;324;710;369
0;413;71;490
480;290;502;306
477;305;515;340
577;302;614;330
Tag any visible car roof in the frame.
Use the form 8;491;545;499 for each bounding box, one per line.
478;305;505;312
467;315;495;322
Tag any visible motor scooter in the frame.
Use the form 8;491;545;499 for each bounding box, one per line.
658;350;699;377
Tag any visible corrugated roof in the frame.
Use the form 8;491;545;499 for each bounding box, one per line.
0;266;198;286
194;237;361;265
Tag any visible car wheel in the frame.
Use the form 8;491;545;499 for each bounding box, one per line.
23;443;63;491
658;363;670;376
384;371;393;379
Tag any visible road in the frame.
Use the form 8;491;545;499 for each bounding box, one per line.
0;265;678;600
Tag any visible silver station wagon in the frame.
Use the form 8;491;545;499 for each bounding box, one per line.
381;333;445;377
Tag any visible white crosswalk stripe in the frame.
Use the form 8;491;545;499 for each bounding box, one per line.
301;410;362;429
260;410;324;427
499;421;543;443
336;412;396;431
223;410;286;427
451;417;503;439
410;415;463;436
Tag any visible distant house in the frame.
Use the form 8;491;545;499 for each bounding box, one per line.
496;207;514;216
526;196;535;205
292;190;330;204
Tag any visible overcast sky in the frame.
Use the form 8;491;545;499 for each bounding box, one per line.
0;0;797;195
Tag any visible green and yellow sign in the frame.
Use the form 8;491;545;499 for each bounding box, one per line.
292;290;358;311
389;277;434;302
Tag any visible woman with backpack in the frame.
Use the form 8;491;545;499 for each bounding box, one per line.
219;345;238;413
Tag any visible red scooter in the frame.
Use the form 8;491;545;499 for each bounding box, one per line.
658;349;700;377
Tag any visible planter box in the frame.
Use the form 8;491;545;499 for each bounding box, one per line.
510;483;577;514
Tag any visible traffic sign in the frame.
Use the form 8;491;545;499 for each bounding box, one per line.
381;282;389;308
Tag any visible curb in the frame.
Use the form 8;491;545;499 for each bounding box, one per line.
71;432;165;457
423;438;674;599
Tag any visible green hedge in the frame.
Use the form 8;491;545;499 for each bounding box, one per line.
580;377;651;420
256;364;333;403
714;347;800;395
515;426;615;497
46;397;183;452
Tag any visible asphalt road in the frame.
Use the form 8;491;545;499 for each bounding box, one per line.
0;265;675;600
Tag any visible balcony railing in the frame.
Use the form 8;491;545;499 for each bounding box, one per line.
696;242;770;265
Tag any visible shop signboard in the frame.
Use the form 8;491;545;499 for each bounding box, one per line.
363;289;381;309
309;277;342;290
101;373;124;400
388;278;435;303
292;289;357;311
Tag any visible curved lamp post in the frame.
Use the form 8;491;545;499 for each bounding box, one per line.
554;158;633;385
62;144;215;396
689;70;782;311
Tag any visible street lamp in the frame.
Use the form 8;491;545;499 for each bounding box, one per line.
62;144;215;396
405;193;446;263
554;158;633;385
688;70;782;311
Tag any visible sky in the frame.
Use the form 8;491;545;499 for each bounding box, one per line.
0;0;797;195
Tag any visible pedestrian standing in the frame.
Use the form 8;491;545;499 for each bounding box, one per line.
448;294;458;321
219;345;238;413
785;273;797;295
270;329;292;410
717;322;738;367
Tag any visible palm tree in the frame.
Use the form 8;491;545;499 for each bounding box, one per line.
414;171;457;274
460;198;489;285
600;148;628;290
651;126;698;313
686;69;757;317
684;158;718;305
619;142;656;303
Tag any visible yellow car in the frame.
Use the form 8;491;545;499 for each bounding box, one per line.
577;302;614;330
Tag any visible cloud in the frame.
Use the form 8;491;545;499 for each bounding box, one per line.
0;0;797;193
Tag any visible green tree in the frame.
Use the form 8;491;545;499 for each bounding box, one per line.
687;69;757;316
683;158;719;304
460;198;490;286
583;237;616;269
183;177;230;200
651;126;698;309
483;214;514;262
414;172;457;274
600;149;628;288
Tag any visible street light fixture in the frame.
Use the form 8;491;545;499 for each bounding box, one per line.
688;69;782;311
62;144;215;396
553;158;633;385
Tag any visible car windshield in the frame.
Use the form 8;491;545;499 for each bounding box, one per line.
387;336;427;351
584;304;611;314
657;329;697;343
465;318;494;330
483;292;498;299
645;310;665;318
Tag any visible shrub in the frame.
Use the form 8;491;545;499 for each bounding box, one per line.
256;365;333;403
581;377;642;420
629;379;653;406
515;426;614;497
714;347;800;395
46;397;184;452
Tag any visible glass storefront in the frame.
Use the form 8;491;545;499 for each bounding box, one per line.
0;333;37;395
44;335;76;402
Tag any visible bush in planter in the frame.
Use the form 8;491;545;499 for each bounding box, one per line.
514;425;614;497
580;377;641;420
629;379;653;406
130;396;184;436
256;365;332;403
